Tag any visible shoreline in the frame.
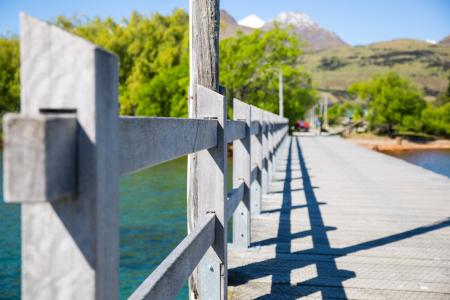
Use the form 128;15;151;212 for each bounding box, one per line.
347;136;450;152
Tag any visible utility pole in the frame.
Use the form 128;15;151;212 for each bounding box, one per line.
279;69;284;117
188;1;223;299
324;96;329;129
319;99;324;117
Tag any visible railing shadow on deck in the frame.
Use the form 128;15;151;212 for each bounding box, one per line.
228;136;450;299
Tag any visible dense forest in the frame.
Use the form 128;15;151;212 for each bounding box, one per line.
0;9;449;137
0;9;317;125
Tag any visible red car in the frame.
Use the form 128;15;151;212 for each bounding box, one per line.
296;120;310;132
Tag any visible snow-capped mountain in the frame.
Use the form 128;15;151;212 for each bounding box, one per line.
263;12;348;51
220;10;253;39
238;14;265;29
220;10;348;50
439;35;450;47
273;12;316;28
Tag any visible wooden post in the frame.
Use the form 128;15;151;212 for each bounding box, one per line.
188;1;224;299
232;99;251;248
192;86;227;299
250;107;262;215
272;117;278;171
268;115;274;184
18;14;119;299
261;112;269;195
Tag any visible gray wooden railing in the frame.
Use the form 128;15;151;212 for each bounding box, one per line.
2;14;288;300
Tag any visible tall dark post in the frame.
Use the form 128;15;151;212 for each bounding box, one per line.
188;1;224;299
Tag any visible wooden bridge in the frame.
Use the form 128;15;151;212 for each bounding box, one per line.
3;4;450;300
228;136;450;299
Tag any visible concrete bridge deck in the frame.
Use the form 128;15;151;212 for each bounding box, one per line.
228;136;450;299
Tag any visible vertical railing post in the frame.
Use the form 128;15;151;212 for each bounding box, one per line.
250;107;262;215
272;116;278;177
17;14;119;299
190;86;227;299
268;115;274;183
232;99;251;248
261;112;269;195
188;0;224;299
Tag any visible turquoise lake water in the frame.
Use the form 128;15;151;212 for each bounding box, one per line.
387;149;450;178
0;156;232;299
0;149;448;299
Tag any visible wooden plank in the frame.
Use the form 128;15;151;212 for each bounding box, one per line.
225;120;246;144
261;112;269;195
267;114;274;184
3;113;77;203
250;107;263;215
188;85;227;300
19;14;120;300
226;182;244;222
233;99;251;248
250;120;261;135
188;0;221;298
250;167;258;185
129;213;216;300
120;117;217;175
228;136;450;299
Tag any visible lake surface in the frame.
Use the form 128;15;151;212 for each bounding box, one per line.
1;149;448;299
387;149;450;178
0;156;232;299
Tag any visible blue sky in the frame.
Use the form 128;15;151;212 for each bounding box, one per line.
1;0;449;45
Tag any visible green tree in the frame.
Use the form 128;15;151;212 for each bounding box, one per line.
421;103;450;137
220;28;317;124
0;37;20;117
349;72;426;134
0;10;317;124
327;104;342;125
55;10;190;116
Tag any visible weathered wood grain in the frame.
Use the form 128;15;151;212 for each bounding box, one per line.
250;107;263;215
225;120;246;144
120;117;217;175
188;1;221;298
250;120;261;136
228;136;450;299
261;113;269;195
226;182;245;222
19;13;120;300
188;85;227;300
3;113;77;203
232;99;251;248
129;213;216;300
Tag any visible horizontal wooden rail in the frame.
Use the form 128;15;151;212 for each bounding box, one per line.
226;182;245;222
225;120;246;144
129;213;216;300
250;121;261;135
120;117;218;175
250;166;259;184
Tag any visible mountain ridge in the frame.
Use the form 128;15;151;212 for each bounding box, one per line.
221;10;348;51
220;10;450;98
262;11;348;51
440;35;450;46
302;39;450;98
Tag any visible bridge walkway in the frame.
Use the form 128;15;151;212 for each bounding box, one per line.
228;136;450;299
